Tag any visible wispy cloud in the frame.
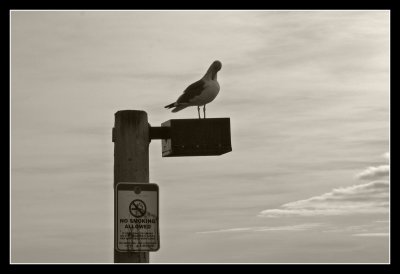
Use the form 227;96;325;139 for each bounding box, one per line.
356;165;389;180
352;233;389;237
197;223;324;234
260;152;389;218
259;181;388;217
323;224;372;233
323;221;388;235
356;152;389;180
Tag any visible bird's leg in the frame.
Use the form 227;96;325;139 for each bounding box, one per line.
197;106;201;119
203;105;206;119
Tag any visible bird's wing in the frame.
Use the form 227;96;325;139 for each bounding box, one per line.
176;79;206;104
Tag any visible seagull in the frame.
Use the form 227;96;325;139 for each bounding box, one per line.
165;60;222;119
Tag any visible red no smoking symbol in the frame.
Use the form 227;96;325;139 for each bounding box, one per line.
129;199;147;218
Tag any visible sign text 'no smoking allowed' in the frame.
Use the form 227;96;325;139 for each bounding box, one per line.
115;183;159;252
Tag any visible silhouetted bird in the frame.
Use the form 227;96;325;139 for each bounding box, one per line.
165;60;222;119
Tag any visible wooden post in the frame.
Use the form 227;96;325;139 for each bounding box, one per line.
113;110;150;263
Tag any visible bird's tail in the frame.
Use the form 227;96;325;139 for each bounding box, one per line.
171;105;188;113
164;102;176;109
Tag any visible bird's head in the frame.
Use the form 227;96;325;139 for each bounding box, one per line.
212;60;222;71
208;60;222;80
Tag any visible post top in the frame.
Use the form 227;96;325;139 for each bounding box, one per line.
115;110;147;116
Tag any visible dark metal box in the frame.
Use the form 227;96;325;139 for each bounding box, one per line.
161;118;232;157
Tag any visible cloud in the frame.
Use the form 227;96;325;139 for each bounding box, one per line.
197;223;324;234
259;181;388;217
355;152;390;180
356;165;389;180
352;233;389;237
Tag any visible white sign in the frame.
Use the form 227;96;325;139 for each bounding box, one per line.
115;183;159;252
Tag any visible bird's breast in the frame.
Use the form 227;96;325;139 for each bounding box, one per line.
189;80;220;106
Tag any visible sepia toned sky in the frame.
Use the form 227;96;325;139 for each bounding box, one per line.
11;10;390;263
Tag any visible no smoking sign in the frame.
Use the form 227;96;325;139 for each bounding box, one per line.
129;199;147;218
115;183;159;252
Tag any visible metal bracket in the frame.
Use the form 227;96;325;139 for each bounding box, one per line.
148;124;171;141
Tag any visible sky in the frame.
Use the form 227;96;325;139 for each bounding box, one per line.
10;10;390;263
